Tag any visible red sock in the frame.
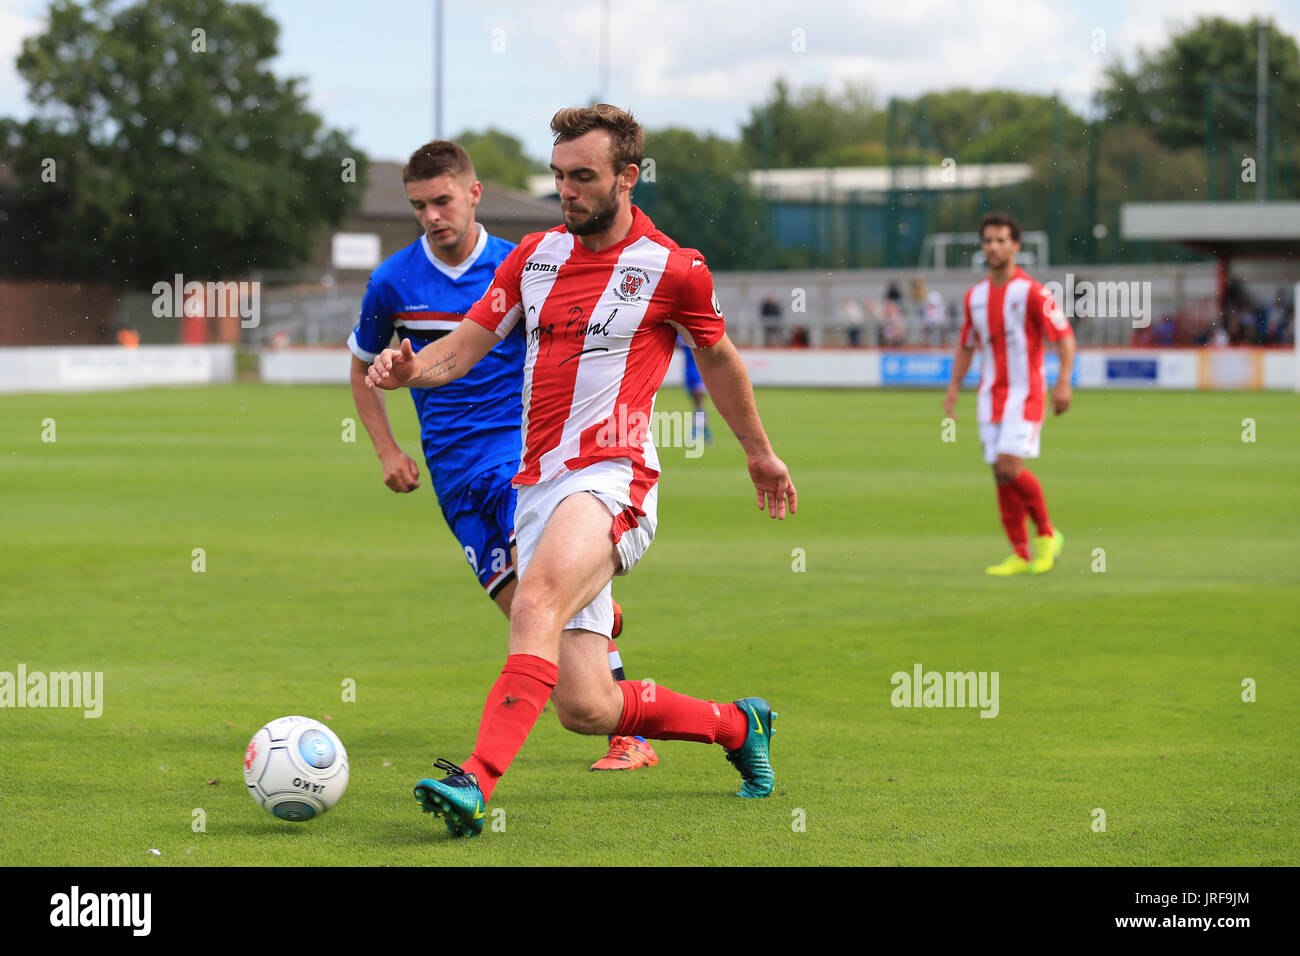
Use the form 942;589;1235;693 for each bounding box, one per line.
1009;470;1053;538
996;482;1030;560
614;680;747;750
461;654;558;801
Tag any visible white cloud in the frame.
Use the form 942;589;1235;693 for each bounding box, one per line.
0;5;43;119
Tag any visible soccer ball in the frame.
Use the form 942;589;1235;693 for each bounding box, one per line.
243;716;349;821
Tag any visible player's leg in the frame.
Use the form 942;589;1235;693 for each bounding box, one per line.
983;419;1031;575
556;617;658;770
547;481;772;796
483;474;649;767
446;492;622;802
489;527;648;769
551;624;773;797
491;575;517;618
438;464;519;614
682;349;712;445
992;452;1024;484
414;490;620;836
1000;421;1063;573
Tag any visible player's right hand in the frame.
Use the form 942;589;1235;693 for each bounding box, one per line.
380;449;421;493
748;453;797;520
366;338;415;390
943;384;960;419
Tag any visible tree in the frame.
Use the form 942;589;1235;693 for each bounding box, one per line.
0;0;366;284
740;79;879;168
453;128;545;190
1101;15;1300;153
635;127;772;270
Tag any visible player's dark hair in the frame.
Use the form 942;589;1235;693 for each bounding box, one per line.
550;104;643;175
979;211;1022;242
402;141;476;184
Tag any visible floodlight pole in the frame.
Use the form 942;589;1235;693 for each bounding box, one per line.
1257;21;1268;202
598;0;610;103
433;0;444;140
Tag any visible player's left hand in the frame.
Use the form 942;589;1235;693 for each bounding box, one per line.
1052;382;1072;415
366;338;415;390
748;453;797;520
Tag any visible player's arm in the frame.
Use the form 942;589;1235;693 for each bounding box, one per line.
1052;334;1075;415
1037;284;1075;416
368;244;526;391
349;355;420;492
945;295;977;419
944;345;975;419
692;332;797;520
365;318;499;390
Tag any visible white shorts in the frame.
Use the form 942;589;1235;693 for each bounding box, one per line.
979;417;1042;464
513;458;659;637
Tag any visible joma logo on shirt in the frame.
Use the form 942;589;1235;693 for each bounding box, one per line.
524;261;558;273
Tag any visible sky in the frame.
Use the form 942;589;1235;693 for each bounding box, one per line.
2;0;1299;166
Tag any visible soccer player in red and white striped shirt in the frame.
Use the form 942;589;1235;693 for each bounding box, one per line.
944;212;1075;576
366;105;796;836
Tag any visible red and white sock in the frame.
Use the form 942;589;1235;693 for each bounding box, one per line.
461;654;558;801
614;680;747;750
996;482;1031;560
1009;469;1053;538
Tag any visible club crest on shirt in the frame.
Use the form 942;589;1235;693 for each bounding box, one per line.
613;267;651;302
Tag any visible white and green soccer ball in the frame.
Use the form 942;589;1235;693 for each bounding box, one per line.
243;716;349;821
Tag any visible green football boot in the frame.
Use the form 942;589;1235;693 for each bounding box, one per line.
1030;528;1064;574
414;758;486;838
985;553;1031;576
725;697;777;798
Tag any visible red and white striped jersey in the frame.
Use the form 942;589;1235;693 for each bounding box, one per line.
466;206;726;491
960;268;1072;424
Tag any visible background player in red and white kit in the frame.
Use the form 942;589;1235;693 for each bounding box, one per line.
367;104;796;838
944;212;1075;576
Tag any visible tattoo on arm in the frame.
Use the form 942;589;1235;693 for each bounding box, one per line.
410;351;456;388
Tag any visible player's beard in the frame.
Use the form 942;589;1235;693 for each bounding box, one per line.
564;181;621;236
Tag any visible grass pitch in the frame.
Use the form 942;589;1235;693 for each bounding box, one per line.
1;384;1296;866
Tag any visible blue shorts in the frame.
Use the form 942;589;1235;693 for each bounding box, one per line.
437;460;518;599
681;346;705;396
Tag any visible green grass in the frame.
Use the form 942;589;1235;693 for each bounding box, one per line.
1;385;1297;866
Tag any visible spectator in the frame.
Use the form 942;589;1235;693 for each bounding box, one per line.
840;297;865;347
1229;308;1253;345
760;295;783;347
881;299;907;347
1152;314;1176;347
908;277;928;323
923;289;946;345
863;296;881;346
789;326;810;347
1264;288;1286;343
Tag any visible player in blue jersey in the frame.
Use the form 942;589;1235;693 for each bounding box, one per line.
678;336;712;446
347;141;657;772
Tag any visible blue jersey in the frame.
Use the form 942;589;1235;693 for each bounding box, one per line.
348;226;525;500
